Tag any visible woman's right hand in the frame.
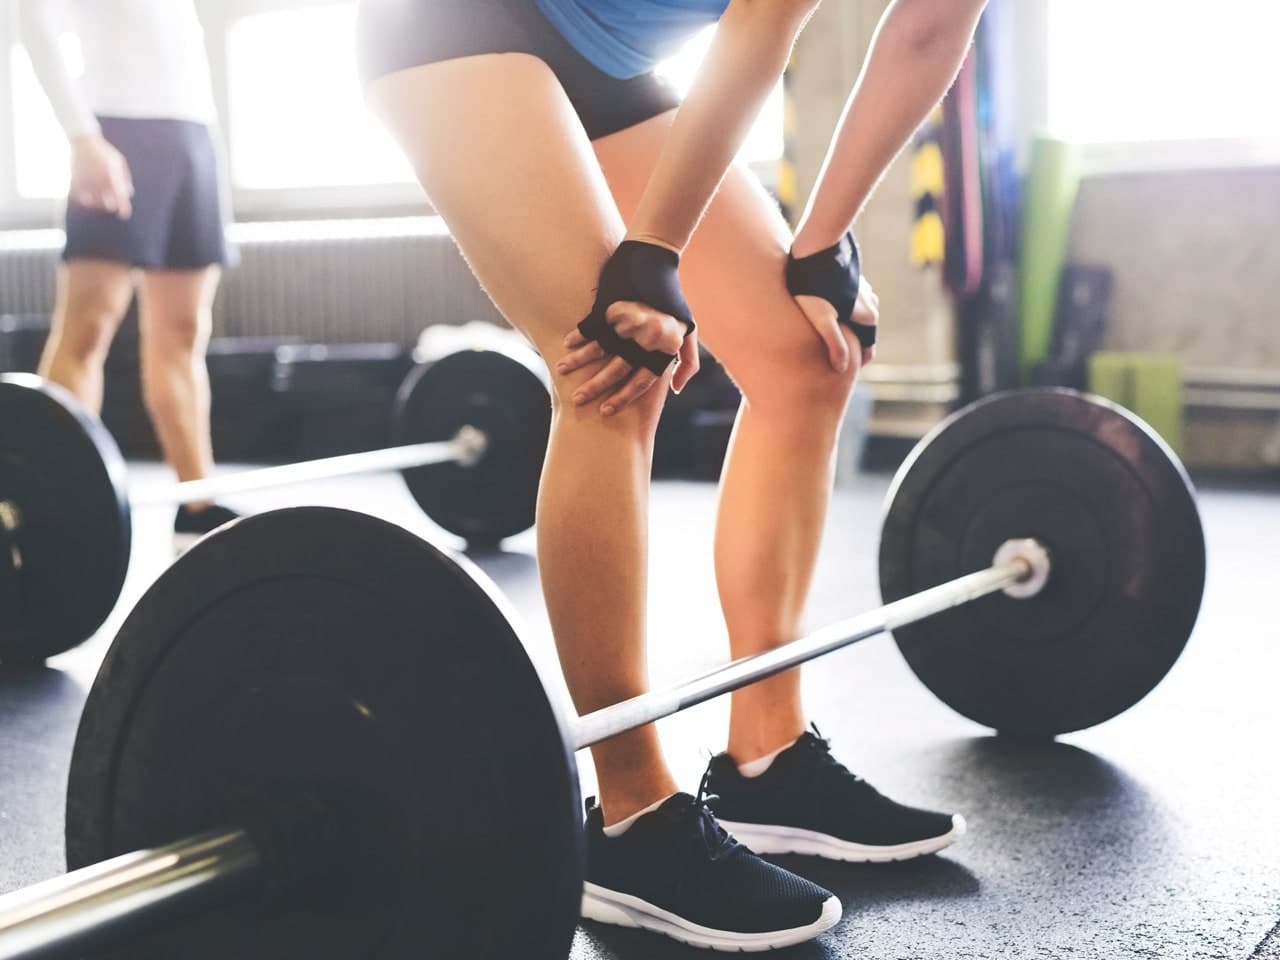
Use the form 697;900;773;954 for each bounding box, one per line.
70;134;134;219
559;300;700;415
558;239;699;416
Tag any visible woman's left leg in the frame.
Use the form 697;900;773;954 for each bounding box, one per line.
594;112;963;864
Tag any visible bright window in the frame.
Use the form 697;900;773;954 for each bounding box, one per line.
1048;0;1280;143
227;4;415;190
10;36;83;199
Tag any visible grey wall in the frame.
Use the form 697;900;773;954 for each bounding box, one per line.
1069;168;1280;469
1070;168;1280;368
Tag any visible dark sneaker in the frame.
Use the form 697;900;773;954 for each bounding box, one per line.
707;728;965;863
581;788;840;951
174;504;241;554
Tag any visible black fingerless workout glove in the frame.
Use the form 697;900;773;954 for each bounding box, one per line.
578;240;695;376
785;231;876;349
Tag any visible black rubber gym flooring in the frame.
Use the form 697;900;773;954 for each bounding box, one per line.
1;468;1277;959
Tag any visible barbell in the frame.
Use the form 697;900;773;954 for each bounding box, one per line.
0;330;551;663
0;388;1206;959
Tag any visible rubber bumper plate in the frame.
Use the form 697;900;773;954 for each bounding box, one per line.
66;507;583;959
879;389;1205;737
0;374;130;662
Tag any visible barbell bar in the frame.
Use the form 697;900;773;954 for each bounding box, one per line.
0;388;1206;960
127;428;486;509
0;537;1045;960
0;330;551;662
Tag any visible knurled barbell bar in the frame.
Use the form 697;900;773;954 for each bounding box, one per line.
0;330;551;664
0;388;1206;960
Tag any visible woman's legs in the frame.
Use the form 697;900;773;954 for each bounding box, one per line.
367;55;677;822
595;114;860;763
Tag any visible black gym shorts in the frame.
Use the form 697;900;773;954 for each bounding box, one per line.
356;0;681;141
64;117;235;271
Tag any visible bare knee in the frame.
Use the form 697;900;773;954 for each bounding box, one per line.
145;309;210;357
57;293;128;364
738;345;859;427
549;363;668;447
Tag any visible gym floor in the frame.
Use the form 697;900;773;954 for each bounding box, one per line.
1;467;1277;959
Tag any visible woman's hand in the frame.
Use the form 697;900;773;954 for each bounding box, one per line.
559;301;700;415
70;134;134;219
794;275;879;374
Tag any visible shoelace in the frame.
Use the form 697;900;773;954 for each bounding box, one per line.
670;768;740;898
685;765;738;862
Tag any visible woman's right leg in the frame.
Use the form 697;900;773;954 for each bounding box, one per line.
367;54;677;823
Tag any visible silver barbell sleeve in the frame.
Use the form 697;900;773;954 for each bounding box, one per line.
130;427;487;508
0;830;257;960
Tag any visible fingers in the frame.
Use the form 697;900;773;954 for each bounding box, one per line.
572;356;634;407
793;294;849;373
556;338;606;376
564;300;690;413
600;368;662;415
818;316;850;373
606;301;685;355
113;183;133;221
672;333;700;394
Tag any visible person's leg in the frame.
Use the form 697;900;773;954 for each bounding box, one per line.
368;54;677;823
137;268;219;492
39;260;135;415
594;114;859;762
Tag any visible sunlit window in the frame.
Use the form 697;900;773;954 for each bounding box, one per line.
227;4;415;190
10;36;83;199
1048;0;1280;142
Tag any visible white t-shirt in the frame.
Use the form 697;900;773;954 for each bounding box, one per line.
18;0;218;138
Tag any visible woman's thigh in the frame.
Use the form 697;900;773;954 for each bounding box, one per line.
368;53;626;366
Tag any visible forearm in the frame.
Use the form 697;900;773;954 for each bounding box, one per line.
627;0;818;253
792;0;986;256
17;0;99;140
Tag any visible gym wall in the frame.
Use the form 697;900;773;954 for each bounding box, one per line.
1069;168;1280;470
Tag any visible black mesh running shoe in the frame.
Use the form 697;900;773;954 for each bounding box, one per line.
174;504;241;554
707;727;965;862
581;780;840;951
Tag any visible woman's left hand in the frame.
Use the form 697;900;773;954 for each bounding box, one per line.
793;276;879;374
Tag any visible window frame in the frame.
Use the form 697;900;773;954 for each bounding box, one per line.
0;0;783;227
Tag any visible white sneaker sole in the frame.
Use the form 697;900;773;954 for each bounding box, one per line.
717;814;967;863
581;883;841;952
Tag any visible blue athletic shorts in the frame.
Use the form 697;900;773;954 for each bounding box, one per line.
64;117;235;271
356;0;680;141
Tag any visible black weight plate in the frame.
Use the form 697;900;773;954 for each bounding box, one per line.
0;374;130;662
879;389;1205;737
66;507;583;960
396;345;550;547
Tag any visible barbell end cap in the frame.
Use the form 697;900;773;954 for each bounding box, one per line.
994;538;1051;600
453;426;489;468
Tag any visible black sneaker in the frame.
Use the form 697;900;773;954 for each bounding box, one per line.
706;728;965;863
174;504;241;554
581;786;840;951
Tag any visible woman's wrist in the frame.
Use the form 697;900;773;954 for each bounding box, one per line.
790;218;848;259
622;231;683;257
